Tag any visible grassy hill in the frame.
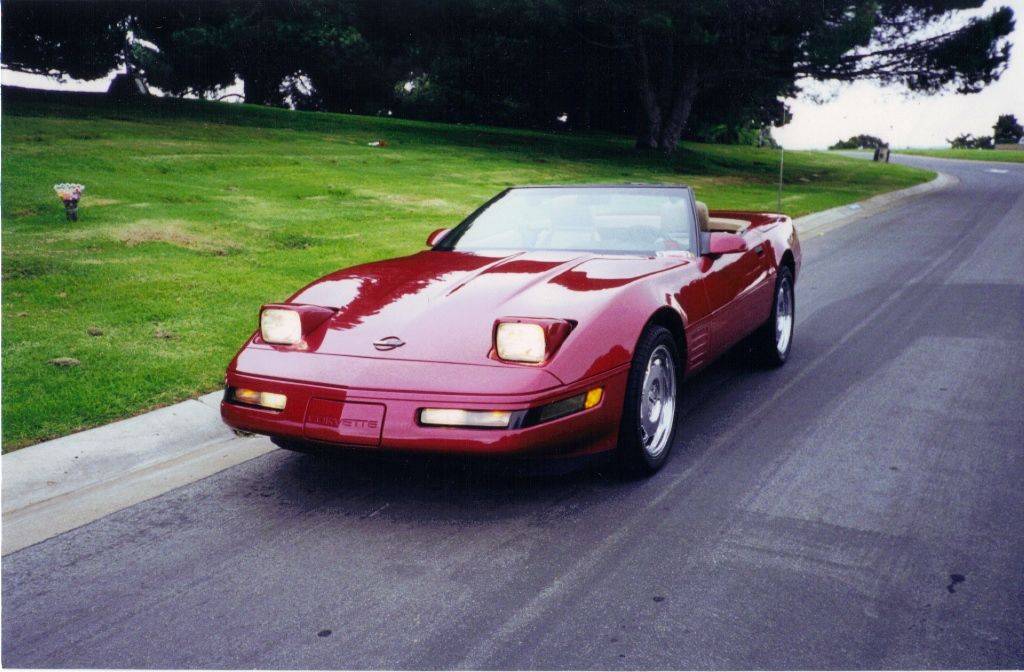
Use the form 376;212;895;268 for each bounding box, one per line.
1;87;933;450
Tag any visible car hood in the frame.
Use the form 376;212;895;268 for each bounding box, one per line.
264;249;689;366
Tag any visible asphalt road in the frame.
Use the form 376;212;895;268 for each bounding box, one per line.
3;155;1022;669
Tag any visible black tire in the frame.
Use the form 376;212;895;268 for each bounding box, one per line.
616;325;682;477
751;265;795;367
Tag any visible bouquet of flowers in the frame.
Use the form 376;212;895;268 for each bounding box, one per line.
54;183;85;221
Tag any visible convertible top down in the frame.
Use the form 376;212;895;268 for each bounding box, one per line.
222;184;800;474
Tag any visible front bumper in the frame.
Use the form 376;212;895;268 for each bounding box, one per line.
221;358;629;458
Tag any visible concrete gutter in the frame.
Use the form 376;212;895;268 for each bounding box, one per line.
2;391;274;554
0;168;958;555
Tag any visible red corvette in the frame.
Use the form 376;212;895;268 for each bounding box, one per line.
222;185;800;474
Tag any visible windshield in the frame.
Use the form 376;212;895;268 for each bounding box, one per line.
438;187;695;254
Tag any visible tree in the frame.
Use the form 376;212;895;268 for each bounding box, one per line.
139;1;383;110
137;2;328;106
948;133;973;148
3;0;1015;155
993;114;1024;144
829;135;887;150
947;133;993;149
575;0;1015;152
130;3;237;98
1;1;131;81
379;0;585;127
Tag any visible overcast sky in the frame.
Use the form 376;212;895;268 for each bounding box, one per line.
3;0;1021;150
775;0;1024;149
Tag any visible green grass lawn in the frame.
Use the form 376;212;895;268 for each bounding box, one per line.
898;148;1024;163
1;87;933;450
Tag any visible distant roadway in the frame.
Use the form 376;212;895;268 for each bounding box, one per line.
3;155;1022;669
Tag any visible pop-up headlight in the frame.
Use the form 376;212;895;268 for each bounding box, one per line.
493;318;574;364
260;309;303;345
258;304;335;347
496;322;546;363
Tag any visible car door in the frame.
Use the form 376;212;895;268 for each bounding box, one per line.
698;232;773;359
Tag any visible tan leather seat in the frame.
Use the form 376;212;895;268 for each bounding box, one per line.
695;200;711;232
707;217;747;234
695;200;746;234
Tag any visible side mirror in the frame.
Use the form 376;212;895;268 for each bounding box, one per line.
426;228;450;247
706;232;748;256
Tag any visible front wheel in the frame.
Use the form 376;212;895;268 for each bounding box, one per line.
617;325;681;477
751;265;794;367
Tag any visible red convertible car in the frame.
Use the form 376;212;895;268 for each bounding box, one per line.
222;185;800;475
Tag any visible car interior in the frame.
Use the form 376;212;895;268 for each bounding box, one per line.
695;200;749;234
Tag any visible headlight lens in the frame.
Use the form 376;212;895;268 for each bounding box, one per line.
495;322;546;363
420;408;512;428
261;308;302;345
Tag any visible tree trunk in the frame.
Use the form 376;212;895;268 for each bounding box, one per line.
242;69;284;106
657;61;699;153
243;76;269;105
635;83;662;150
620;29;662;150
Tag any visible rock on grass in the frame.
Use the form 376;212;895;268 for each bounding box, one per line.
49;357;81;367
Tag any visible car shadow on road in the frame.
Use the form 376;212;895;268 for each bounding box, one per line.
255;445;621;517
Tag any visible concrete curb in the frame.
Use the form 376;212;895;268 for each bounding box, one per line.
793;170;958;238
0;168;959;554
2;391;275;554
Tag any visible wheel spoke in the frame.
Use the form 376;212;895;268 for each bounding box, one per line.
639;344;676;458
775;276;793;355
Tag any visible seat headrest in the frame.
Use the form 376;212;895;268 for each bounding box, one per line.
695;200;710;232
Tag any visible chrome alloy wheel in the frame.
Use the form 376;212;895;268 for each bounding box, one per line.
775;275;794;356
639;344;677;458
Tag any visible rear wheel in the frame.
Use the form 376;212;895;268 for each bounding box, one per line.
617;325;681;477
751;265;794;367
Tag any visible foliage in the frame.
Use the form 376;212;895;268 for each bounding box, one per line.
690;123;780;148
2;0;1015;154
993;114;1023;144
944;113;1022;149
134;16;237;98
947;133;994;149
1;0;130;80
829;135;887;150
2;1;1015;154
573;0;1015;151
